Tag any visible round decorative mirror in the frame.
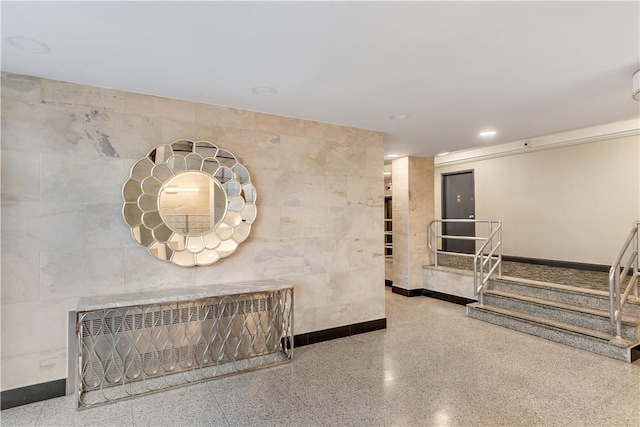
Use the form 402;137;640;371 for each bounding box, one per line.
122;139;257;267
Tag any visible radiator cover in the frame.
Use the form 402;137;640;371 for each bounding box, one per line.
73;288;293;409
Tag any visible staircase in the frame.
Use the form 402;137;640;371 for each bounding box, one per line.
467;276;640;362
428;219;640;362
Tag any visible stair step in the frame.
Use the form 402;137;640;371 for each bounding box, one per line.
489;276;640;317
484;290;640;340
467;303;636;362
470;303;627;342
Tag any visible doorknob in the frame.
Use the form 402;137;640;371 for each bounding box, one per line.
469;214;475;219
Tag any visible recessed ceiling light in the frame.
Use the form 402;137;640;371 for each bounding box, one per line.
383;171;392;175
437;152;450;157
6;36;50;53
252;86;277;96
479;130;497;137
390;114;409;120
387;154;399;158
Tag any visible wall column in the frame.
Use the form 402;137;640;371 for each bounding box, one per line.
392;156;435;290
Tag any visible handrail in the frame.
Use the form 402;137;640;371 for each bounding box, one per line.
473;222;502;305
428;219;502;305
609;221;640;339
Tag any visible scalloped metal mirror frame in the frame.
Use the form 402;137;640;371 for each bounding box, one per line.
122;139;257;267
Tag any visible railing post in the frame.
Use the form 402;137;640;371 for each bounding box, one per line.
609;271;615;325
634;225;639;298
434;221;439;267
489;221;493;271
481;253;483;304
487;222;491;260
615;274;622;339
473;254;477;292
498;223;503;277
479;252;484;306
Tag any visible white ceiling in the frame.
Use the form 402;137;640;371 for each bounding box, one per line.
2;1;639;158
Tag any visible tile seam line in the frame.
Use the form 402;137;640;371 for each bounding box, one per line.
207;381;232;427
34;399;45;426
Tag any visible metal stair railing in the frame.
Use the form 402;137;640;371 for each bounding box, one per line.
609;221;640;339
427;219;502;305
474;223;502;305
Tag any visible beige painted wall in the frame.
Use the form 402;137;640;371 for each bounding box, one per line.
0;72;385;391
435;135;640;265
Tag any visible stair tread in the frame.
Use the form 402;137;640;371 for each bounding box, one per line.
492;276;640;304
468;303;637;347
485;289;640;324
493;275;610;296
425;265;640;308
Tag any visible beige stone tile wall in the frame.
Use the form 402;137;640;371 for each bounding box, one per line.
0;72;385;391
392;156;435;290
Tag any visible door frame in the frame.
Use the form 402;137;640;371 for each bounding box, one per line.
441;169;475;253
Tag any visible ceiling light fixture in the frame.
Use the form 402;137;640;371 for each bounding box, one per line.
633;70;640;101
390;114;409;120
437;152;450;157
252;86;277;96
6;36;50;53
479;130;497;137
387;154;399;158
383;171;392;176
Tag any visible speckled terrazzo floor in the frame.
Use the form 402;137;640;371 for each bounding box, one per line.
435;253;611;292
2;288;638;426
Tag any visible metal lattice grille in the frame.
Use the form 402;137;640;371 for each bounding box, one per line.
76;289;293;409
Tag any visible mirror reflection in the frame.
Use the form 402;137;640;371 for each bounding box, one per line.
158;172;227;236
